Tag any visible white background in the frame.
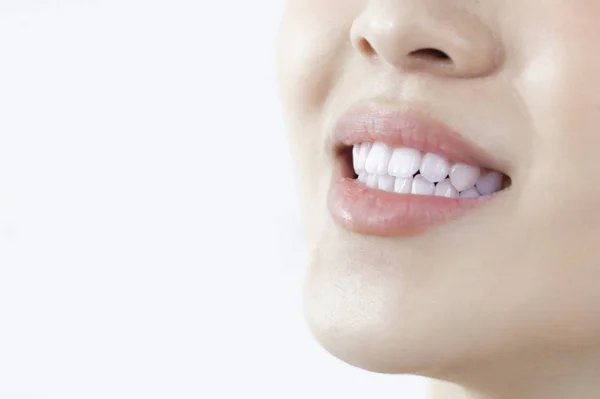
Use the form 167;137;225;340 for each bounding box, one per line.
0;1;429;398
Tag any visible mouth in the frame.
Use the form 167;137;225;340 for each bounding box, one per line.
328;104;512;236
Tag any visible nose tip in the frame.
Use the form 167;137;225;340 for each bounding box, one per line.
351;5;501;79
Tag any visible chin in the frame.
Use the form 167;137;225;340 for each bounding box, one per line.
302;274;445;376
299;234;452;377
297;221;545;381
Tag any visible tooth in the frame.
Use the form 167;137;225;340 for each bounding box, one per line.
376;145;393;175
449;163;481;192
357;172;368;184
388;148;422;178
366;174;379;188
353;145;360;173
435;179;459;198
356;143;372;174
420;153;450;183
476;171;504;195
394;176;413;194
378;175;395;192
365;142;392;174
411;175;435;196
460;187;481;198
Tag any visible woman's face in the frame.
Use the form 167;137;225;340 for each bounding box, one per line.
276;0;600;379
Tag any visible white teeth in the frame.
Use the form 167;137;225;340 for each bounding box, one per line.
412;175;436;196
366;174;379;188
355;143;372;174
358;171;502;198
460;187;481;198
420;152;450;183
388;148;422;178
353;145;360;173
365;142;392;175
394;176;413;194
435;179;459;198
358;172;368;184
376;145;393;175
353;142;506;197
449;163;481;192
378;174;395;192
476;171;504;196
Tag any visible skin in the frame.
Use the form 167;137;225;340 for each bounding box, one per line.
275;1;600;398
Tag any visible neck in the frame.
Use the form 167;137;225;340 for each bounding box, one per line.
430;347;600;399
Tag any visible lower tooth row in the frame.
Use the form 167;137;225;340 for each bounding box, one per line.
357;172;502;198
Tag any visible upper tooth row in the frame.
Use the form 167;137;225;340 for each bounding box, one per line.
353;142;499;193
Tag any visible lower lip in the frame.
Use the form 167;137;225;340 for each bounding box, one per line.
327;168;495;237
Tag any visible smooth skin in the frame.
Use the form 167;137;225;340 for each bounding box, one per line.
276;1;600;398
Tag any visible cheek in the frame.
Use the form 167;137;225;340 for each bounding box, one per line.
510;1;600;224
509;1;600;337
276;2;358;112
275;2;360;225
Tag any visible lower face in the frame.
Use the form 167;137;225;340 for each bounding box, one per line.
276;0;600;380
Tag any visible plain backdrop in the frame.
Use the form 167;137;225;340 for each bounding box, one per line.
0;1;430;398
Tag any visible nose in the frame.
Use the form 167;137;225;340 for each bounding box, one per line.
350;2;502;78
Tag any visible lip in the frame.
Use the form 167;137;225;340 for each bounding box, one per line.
327;103;504;237
333;103;503;169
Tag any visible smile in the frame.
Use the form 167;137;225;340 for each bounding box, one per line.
328;103;511;236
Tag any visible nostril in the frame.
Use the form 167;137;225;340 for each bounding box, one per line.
356;37;376;58
409;48;452;63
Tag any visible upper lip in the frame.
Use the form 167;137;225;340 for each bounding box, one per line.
333;102;505;171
